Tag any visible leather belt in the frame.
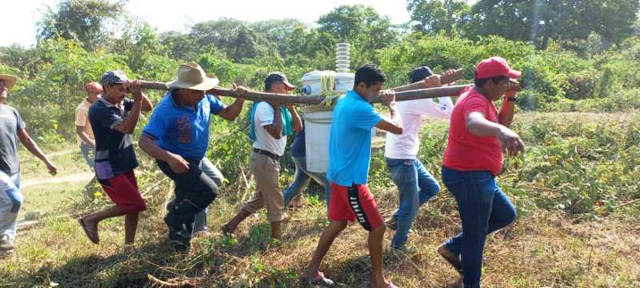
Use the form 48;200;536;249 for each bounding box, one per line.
253;148;280;161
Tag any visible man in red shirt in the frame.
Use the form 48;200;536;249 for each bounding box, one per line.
438;57;525;288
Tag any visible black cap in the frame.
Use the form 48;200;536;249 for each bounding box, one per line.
409;66;434;83
264;72;295;91
100;70;129;86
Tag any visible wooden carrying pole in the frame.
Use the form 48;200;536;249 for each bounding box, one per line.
140;80;470;105
391;68;463;92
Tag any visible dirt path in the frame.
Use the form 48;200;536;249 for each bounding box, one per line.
47;149;77;158
21;171;94;188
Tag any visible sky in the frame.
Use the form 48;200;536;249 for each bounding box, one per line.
1;0;421;47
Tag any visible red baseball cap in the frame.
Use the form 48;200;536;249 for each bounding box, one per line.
475;57;521;79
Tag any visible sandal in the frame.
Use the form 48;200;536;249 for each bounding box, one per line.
78;218;99;244
385;218;397;230
220;224;234;235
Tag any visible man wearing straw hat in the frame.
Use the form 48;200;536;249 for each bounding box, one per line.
0;74;57;256
78;71;152;246
438;57;524;287
222;72;303;241
139;63;245;251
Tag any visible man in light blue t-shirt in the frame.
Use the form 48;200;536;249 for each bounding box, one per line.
303;64;403;288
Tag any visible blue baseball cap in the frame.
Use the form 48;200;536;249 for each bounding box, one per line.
264;72;295;91
100;70;129;86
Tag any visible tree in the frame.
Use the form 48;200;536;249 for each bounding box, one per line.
250;19;308;58
317;5;393;41
110;20;167;72
407;0;471;37
467;0;639;49
190;18;262;62
159;31;199;61
578;0;639;45
0;45;42;78
317;5;398;64
37;0;125;50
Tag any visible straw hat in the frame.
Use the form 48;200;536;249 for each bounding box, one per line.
0;74;17;90
166;63;219;91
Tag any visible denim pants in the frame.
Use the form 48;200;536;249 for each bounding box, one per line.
0;171;21;242
386;158;440;249
158;158;220;244
283;156;331;207
80;142;95;170
442;167;516;288
193;158;223;232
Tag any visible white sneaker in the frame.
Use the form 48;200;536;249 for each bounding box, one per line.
0;234;15;253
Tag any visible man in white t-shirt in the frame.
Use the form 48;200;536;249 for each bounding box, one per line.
385;66;455;250
223;72;302;240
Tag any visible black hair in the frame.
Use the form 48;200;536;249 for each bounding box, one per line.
408;66;433;83
474;76;509;87
353;64;386;89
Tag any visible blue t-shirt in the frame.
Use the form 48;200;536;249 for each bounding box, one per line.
327;90;382;186
290;119;305;158
143;92;225;160
89;98;138;179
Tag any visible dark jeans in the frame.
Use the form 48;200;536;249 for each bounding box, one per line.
442;167;516;288
386;158;440;249
158;158;219;247
283;156;331;207
192;158;223;232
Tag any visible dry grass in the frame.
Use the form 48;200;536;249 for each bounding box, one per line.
1;112;639;287
2;186;638;288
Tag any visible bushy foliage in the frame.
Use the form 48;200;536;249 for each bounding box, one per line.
7;38;128;140
366;113;640;217
380;34;640;111
2;3;638;145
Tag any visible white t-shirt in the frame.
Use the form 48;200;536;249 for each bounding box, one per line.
253;102;287;156
384;97;453;159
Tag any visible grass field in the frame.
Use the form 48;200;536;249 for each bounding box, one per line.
0;112;638;288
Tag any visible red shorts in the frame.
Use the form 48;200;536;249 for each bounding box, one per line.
99;170;146;214
328;183;383;231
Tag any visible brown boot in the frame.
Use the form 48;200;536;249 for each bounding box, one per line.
437;244;462;274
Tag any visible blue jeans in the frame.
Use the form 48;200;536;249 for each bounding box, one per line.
0;171;21;242
283;156;331;207
442;167;516;288
386;158;440;249
80;142;95;170
193;158;223;233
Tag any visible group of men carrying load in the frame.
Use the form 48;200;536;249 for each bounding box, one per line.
0;55;525;288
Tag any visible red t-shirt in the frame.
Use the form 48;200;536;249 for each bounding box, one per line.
443;87;503;175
